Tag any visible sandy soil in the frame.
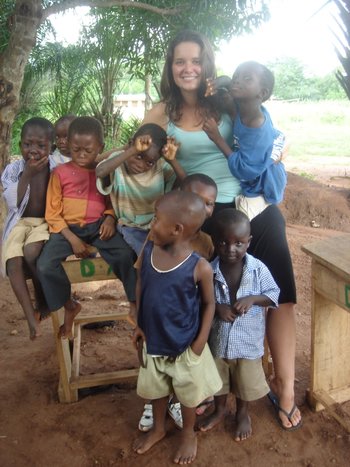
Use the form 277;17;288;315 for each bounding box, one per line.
0;159;350;467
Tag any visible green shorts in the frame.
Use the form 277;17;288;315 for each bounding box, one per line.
137;343;223;408
215;357;269;402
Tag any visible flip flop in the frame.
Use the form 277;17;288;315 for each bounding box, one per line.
267;391;303;431
195;398;214;416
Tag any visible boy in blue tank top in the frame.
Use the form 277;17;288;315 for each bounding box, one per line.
132;190;222;464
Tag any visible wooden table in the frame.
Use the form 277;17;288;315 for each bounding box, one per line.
302;234;350;431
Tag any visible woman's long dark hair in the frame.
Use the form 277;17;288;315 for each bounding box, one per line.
160;30;218;123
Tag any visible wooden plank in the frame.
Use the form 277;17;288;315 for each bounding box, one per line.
71;324;81;380
62;257;117;284
312;261;350;313
302;234;350;280
74;311;129;325
311;292;350;396
70;368;139;389
313;389;350;433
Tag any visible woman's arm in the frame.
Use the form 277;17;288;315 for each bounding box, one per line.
142;102;168;129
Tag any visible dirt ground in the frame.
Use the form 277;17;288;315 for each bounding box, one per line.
1;157;350;467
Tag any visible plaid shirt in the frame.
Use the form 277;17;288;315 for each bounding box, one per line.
209;254;280;359
1;156;57;242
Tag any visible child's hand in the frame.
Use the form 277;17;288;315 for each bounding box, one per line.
216;303;236;322
204;78;217;97
24;156;49;177
203;117;221;143
99;215;116;241
233;296;255;316
190;338;204;357
134;135;152;153
70;237;91;259
132;326;146;349
162;136;180;161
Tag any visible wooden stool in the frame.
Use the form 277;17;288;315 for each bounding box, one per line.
51;255;138;403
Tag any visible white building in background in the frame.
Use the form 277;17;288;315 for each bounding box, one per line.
114;94;146;120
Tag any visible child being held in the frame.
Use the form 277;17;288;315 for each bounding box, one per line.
37;116;137;338
1;117;56;339
199;208;280;440
96;123;186;255
51;114;76;165
204;61;287;221
133;190;222;464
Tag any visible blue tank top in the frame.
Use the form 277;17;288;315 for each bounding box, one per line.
167;114;241;203
138;242;201;357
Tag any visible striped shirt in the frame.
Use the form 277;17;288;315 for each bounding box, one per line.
209;254;280;359
96;151;176;229
1;156;57;242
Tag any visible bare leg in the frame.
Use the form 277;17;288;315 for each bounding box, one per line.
6;257;40;340
234;398;252;441
23;242;50;318
133;396;168;454
173;405;197;464
199;394;227;432
58;298;81;339
266;303;301;428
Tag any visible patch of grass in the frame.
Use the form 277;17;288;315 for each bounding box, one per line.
298;171;315;180
266;100;350;160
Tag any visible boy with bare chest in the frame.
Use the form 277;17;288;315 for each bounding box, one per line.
1;117;56;339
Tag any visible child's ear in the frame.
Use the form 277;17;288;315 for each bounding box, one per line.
247;235;252;248
173;223;184;236
259;88;269;101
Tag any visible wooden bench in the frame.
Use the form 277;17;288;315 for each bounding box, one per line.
302;234;350;432
51;255;138;403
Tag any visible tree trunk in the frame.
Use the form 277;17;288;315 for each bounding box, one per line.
0;0;42;172
144;74;152;114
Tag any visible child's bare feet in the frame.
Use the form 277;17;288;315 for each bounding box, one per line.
199;406;226;432
58;299;81;339
132;428;166;454
173;431;197;464
234;413;252;441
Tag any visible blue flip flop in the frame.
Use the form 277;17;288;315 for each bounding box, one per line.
267;391;303;431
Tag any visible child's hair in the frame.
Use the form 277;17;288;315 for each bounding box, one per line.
133;123;167;151
236;61;275;101
54;114;76;128
212;208;251;238
180;173;218;192
68;116;104;144
21;117;55;143
157;190;206;234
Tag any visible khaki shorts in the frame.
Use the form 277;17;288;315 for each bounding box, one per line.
2;218;49;273
215;357;269;402
137;343;223;408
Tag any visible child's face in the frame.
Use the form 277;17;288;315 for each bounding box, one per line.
150;202;176;247
230;63;263;100
125;144;161;175
55;121;71;157
69;133;103;169
183;181;216;219
20;126;52;162
214;222;251;265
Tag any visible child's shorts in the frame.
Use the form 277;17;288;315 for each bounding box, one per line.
215;357;269;402
2;218;49;273
137;343;223;408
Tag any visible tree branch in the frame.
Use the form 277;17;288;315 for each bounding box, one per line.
42;0;183;22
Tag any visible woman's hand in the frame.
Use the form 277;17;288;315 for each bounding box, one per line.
162;136;180;161
99;215;116;241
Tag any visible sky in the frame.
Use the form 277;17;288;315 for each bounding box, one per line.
51;0;342;77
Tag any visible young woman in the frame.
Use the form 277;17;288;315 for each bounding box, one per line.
143;30;302;431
